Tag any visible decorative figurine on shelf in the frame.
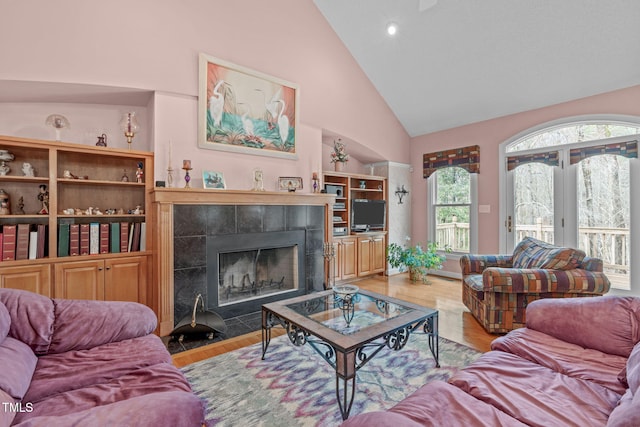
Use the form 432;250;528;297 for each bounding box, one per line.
121;169;129;182
16;197;25;215
0;189;10;215
37;184;49;214
96;133;107;147
252;169;265;191
0;149;14;176
312;172;320;193
136;162;144;183
22;163;35;177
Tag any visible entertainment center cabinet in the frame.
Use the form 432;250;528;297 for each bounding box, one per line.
323;171;387;283
0;135;153;304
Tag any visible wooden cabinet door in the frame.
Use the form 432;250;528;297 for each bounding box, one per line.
104;256;147;303
371;234;386;273
332;241;342;282
0;264;52;297
357;237;373;276
55;259;105;300
341;237;358;280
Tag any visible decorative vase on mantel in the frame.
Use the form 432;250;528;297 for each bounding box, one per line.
334;161;346;172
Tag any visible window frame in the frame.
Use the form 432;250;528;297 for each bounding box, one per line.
428;167;478;258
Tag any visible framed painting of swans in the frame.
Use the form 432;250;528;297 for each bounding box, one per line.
198;53;299;159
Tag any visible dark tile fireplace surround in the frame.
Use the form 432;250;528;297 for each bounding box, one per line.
172;204;326;327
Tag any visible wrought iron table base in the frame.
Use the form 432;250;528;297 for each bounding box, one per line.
261;310;439;420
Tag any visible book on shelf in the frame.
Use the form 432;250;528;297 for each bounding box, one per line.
89;223;99;255
79;224;90;256
127;222;135;252
110;222;120;253
69;224;80;256
28;231;37;260
16;223;30;260
120;222;129;253
2;225;17;261
131;222;141;252
36;224;46;259
57;224;70;257
139;222;146;251
99;223;109;254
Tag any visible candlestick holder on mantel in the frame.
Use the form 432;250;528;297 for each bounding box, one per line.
182;160;192;189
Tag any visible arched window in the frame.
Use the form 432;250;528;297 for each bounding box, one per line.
502;119;640;291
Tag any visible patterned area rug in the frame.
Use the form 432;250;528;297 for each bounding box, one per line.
181;333;482;426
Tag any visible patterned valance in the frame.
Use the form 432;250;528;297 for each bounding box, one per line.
569;140;638;165
507;151;560;171
423;145;480;178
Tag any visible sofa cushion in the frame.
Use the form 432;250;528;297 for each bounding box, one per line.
48;298;157;354
463;274;483;292
492;328;627;394
24;334;172;403
0;337;37;400
625;342;640;394
0;389;16;427
341;380;528;427
0;289;54;355
512;237;585;270
0;302;9;344
526;296;640;358
607;389;640;427
449;350;621;427
14;363;193;424
11;391;205;427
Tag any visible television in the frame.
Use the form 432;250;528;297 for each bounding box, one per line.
351;199;386;231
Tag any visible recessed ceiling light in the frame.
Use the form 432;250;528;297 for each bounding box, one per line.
386;22;398;36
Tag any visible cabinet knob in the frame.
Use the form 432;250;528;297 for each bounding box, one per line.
98;267;103;271
106;267;111;270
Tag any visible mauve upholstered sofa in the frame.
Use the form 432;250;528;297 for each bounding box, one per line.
342;295;640;427
0;289;205;427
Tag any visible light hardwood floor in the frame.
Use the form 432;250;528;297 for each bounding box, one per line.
172;274;496;368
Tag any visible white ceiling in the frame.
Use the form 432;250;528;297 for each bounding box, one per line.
314;0;640;137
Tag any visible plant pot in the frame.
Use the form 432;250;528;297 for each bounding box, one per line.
409;267;429;284
334;161;345;172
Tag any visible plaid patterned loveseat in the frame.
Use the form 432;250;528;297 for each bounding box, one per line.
460;237;611;333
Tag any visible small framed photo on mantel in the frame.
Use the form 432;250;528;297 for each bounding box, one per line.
278;176;303;192
203;170;226;189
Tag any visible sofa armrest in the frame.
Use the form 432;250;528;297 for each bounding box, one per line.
459;254;513;275
482;267;611;294
525;296;640;357
48;299;157;354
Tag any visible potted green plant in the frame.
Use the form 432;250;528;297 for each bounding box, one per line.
387;241;449;283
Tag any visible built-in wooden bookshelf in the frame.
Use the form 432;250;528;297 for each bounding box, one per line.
0;135;153;303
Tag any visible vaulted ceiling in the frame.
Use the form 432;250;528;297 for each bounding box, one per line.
314;0;640;137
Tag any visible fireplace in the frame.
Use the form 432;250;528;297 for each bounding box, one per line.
208;230;306;317
171;202;326;326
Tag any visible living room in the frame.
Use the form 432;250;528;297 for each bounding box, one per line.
1;1;640;426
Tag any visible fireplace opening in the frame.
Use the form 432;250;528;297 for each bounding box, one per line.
208;230;306;318
219;245;298;306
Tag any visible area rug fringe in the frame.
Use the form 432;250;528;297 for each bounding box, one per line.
181;335;481;426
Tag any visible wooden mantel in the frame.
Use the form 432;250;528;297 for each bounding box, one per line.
149;188;336;336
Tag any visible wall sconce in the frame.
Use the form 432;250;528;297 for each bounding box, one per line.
395;185;409;204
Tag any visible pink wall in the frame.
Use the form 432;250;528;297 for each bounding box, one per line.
411;84;640;271
0;0;410;189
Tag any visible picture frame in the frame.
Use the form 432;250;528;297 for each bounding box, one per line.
203;170;226;189
198;53;299;159
278;176;303;192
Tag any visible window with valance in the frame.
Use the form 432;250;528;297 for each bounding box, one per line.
423;145;480;178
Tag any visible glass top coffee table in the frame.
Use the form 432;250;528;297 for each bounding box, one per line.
261;287;439;420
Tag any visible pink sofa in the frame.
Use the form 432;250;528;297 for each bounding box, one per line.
342;295;640;427
0;289;205;427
